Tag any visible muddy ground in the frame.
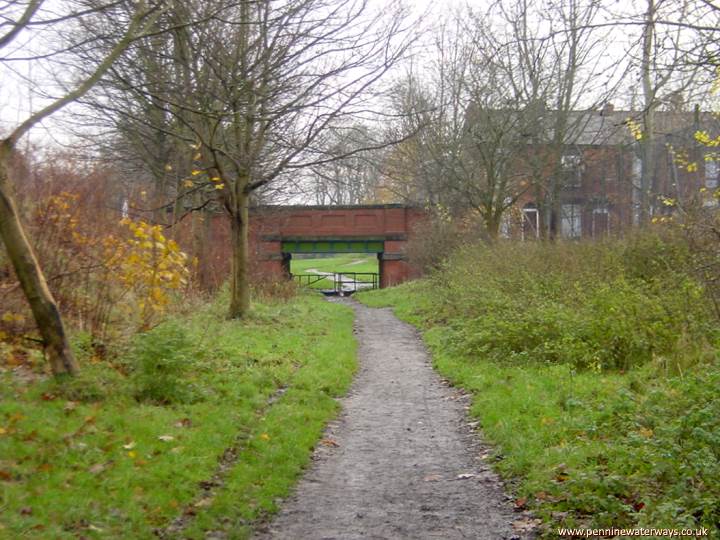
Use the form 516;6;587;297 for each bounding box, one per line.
254;300;535;540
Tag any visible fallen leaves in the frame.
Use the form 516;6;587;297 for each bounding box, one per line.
194;497;213;508
512;517;541;533
320;438;339;447
553;463;570;483
174;418;192;428
158;435;175;442
63;401;78;414
88;462;112;475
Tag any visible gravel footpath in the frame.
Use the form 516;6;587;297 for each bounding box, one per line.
254;299;533;540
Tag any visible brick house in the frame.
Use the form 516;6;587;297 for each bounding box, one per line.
507;104;720;239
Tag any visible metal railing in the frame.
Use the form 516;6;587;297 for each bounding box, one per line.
291;274;328;288
291;272;379;294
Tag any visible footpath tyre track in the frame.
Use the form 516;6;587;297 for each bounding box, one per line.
254;299;531;540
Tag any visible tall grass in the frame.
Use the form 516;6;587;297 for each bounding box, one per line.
417;233;718;373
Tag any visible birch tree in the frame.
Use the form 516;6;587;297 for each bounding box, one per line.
632;0;707;225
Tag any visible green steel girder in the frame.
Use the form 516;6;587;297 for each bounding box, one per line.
281;239;384;254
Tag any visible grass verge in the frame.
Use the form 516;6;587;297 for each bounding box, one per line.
290;254;378;289
0;292;356;539
357;237;720;538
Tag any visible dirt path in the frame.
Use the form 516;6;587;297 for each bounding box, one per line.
254;300;530;540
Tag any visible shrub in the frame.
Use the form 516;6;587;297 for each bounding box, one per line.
130;322;198;405
52;364;128;402
417;233;718;372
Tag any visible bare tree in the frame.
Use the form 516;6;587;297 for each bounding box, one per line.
380;2;611;240
87;0;414;317
479;0;621;239
0;0;164;376
304;124;385;205
379;36;519;236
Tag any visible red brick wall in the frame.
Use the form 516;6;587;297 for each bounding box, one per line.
511;143;703;239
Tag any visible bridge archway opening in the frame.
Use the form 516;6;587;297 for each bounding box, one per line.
282;240;382;294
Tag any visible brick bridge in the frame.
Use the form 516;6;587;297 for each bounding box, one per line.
250;204;426;288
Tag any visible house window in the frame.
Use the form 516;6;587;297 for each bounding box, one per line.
561;204;582;238
561;152;582;187
705;160;718;189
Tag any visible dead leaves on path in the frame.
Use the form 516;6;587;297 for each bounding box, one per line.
513;516;542;534
422;472;477;482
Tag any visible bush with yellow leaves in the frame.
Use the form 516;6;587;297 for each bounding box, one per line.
1;191;191;347
111;219;190;329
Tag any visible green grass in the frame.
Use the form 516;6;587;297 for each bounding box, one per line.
290;254;378;289
357;237;720;538
0;292;356;539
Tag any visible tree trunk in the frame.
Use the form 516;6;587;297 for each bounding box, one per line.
0;143;79;376
640;0;656;226
640;133;655;226
549;188;561;241
228;190;250;318
484;209;501;241
544;178;561;241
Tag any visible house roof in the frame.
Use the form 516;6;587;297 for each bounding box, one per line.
466;103;720;147
569;109;720;146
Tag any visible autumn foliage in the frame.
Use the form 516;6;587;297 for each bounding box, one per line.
0;160;191;351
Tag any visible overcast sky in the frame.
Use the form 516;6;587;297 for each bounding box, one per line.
0;0;454;148
0;0;713;151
